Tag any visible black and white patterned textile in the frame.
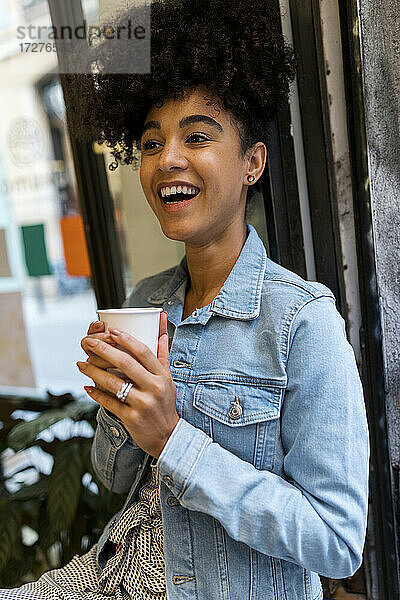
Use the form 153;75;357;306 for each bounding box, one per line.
0;460;167;599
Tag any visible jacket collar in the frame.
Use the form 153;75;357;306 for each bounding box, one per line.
147;224;267;320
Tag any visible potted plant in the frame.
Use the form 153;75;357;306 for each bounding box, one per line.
0;395;125;588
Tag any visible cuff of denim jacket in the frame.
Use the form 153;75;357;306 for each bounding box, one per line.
156;417;212;498
97;406;140;448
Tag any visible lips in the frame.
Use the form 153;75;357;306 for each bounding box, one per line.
156;182;200;195
160;190;200;212
158;189;201;202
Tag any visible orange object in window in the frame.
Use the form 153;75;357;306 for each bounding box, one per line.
60;214;91;277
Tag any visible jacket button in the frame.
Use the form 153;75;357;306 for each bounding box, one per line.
167;496;180;506
173;575;195;585
109;426;120;437
167;300;174;305
173;360;190;368
228;396;243;420
164;475;174;486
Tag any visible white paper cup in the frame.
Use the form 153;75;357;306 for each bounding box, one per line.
96;307;163;356
95;308;163;383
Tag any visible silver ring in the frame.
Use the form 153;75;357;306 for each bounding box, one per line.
116;380;133;403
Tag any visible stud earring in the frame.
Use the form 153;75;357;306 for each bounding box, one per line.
247;175;255;183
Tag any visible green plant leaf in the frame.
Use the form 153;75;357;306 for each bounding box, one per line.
13;476;48;501
47;440;84;533
0;550;36;588
6;401;96;452
61;400;98;422
0;401;119;583
38;501;57;551
7;411;69;452
0;502;22;571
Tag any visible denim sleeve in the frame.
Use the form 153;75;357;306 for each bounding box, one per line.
91;406;146;494
156;296;370;579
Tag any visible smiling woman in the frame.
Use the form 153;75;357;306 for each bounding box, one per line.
67;0;296;211
1;0;370;599
136;83;267;258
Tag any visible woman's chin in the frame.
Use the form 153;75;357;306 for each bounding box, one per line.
159;220;194;242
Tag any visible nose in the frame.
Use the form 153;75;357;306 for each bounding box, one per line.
157;140;188;172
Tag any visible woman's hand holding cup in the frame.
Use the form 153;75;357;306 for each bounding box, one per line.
77;312;179;459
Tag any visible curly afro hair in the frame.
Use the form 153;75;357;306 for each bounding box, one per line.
67;0;296;202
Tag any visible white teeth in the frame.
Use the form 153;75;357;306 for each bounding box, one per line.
159;184;200;197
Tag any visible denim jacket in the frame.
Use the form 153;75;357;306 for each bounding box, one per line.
92;224;370;600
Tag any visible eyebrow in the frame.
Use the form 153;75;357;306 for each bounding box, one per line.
141;114;223;136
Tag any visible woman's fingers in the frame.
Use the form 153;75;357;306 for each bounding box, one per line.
157;312;170;369
108;328;165;376
82;386;130;423
87;355;115;369
81;320;119;371
81;331;117;358
76;360;139;406
158;311;167;339
87;321;104;335
81;331;160;386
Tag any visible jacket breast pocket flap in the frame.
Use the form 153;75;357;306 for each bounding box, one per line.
193;380;284;468
193;380;283;426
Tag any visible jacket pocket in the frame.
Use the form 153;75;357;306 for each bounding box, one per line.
193;379;284;470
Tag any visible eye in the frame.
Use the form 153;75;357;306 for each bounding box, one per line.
141;133;209;151
186;133;209;143
141;140;160;150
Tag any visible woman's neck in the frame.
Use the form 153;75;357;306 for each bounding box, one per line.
184;221;248;305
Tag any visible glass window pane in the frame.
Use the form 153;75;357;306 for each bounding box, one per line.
97;143;186;291
0;1;97;396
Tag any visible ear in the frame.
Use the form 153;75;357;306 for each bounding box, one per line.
246;141;268;183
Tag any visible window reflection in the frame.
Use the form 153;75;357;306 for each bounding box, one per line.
0;1;97;396
98;142;186;290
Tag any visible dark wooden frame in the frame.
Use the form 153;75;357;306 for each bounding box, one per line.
338;1;399;597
